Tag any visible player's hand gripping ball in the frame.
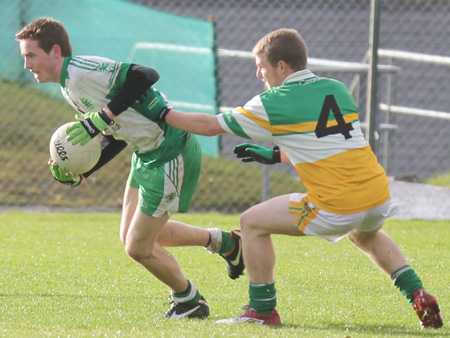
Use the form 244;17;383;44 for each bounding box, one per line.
49;122;101;175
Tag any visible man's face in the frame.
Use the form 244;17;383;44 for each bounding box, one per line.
254;52;284;89
19;39;61;83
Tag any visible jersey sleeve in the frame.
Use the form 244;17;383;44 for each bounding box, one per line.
107;64;159;116
61;56;129;114
217;95;273;141
82;135;127;178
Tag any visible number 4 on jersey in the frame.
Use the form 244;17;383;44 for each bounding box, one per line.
315;94;353;139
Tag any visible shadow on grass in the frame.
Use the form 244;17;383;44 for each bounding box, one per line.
2;293;446;337
279;322;446;336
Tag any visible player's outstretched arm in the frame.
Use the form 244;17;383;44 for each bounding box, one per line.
165;109;225;136
143;87;226;136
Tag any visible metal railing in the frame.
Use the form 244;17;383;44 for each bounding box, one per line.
377;49;450;174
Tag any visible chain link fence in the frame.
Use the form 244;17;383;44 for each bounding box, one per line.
1;0;449;212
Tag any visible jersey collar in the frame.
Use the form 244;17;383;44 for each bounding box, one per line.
60;56;72;87
283;69;316;84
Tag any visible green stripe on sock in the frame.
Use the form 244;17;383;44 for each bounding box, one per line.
394;268;423;305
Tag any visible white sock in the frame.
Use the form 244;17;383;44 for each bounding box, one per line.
205;228;222;254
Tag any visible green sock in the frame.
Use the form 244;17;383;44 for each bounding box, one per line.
392;265;423;305
172;280;201;304
249;282;277;315
218;230;234;255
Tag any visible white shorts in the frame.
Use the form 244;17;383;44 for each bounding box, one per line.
288;193;398;244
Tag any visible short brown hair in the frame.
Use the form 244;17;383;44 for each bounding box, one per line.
15;17;72;57
252;28;308;71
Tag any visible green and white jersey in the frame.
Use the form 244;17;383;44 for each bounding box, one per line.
218;69;390;214
59;55;188;167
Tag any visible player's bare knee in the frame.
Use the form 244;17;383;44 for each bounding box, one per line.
240;209;257;234
125;243;153;263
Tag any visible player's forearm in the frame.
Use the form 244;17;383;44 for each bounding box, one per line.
83;135;127;178
165;109;225;136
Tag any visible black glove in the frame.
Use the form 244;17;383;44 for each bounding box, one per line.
233;143;281;165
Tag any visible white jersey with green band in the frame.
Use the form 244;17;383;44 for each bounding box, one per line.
217;69;390;214
59;55;188;168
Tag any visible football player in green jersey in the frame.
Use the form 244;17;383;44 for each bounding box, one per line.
16;17;245;319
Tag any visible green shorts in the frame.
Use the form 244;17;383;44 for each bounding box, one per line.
127;135;202;217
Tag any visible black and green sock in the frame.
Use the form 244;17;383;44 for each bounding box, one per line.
391;265;423;305
172;280;201;304
249;281;277;315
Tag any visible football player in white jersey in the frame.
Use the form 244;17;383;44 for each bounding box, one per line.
145;28;443;328
16;17;245;319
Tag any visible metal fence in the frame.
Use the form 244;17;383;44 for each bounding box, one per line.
1;0;449;212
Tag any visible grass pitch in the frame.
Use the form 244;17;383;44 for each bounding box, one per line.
0;212;449;337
